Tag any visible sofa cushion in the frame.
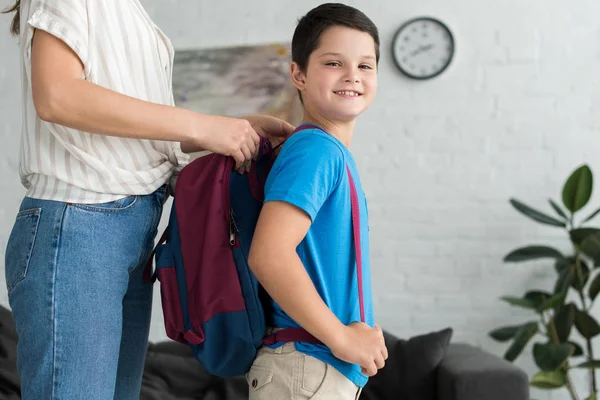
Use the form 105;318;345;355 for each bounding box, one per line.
361;327;453;400
141;341;248;400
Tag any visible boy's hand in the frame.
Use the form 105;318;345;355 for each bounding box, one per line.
328;322;388;377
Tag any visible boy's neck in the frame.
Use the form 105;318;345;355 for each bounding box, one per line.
301;112;355;148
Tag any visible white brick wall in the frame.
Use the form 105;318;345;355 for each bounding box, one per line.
2;0;600;398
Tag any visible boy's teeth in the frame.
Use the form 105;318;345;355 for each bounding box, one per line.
336;91;359;96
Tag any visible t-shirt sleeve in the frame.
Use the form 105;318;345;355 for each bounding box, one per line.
25;0;90;76
264;135;346;221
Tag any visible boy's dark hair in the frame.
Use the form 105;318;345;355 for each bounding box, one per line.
292;3;380;73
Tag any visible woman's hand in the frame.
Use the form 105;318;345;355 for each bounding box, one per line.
242;115;295;148
181;114;261;171
182;114;294;172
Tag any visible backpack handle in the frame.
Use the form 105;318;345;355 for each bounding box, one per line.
144;229;168;283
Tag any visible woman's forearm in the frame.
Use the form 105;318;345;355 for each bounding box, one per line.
249;249;346;348
35;77;197;144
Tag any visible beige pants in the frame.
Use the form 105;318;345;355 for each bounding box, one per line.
246;342;362;400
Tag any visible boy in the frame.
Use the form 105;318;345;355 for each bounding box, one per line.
247;3;386;399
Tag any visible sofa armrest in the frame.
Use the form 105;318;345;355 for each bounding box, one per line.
437;343;529;400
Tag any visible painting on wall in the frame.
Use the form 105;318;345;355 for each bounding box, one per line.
172;43;302;126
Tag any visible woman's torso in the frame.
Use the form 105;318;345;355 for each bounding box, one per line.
18;0;188;203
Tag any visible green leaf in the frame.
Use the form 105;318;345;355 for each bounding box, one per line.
574;308;600;339
489;326;520;342
549;199;569;220
501;296;538;310
537;293;565;312
554;259;572;295
525;291;553;308
533;342;573;371
581;233;600;266
555;257;571;274
554;303;576;343
562;164;593;213
575;360;600;369
571;259;590;291
530;370;567;389
570;228;600;246
568;341;584;357
489;321;538;342
589;272;600;301
510;199;567;227
556;257;591;291
585;394;598;400
504;246;564;263
504;322;538;362
583;207;600;224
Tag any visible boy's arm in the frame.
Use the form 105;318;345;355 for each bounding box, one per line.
248;201;387;376
248;200;346;345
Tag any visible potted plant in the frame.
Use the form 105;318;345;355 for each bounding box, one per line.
490;164;600;400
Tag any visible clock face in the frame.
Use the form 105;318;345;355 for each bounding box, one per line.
392;17;454;80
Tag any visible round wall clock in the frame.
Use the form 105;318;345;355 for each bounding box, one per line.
391;17;455;80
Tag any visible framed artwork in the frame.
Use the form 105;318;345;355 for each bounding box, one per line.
173;43;302;125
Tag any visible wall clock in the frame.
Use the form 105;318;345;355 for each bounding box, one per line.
391;17;455;80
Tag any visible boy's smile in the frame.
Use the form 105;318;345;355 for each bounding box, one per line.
291;25;378;125
333;90;362;98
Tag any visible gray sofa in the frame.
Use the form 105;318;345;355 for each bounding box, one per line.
140;335;530;400
436;343;530;400
357;328;529;400
0;303;529;400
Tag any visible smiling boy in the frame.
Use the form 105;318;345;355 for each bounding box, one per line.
247;3;387;399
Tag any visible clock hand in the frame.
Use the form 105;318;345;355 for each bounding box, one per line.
421;43;434;52
410;44;435;58
410;47;424;57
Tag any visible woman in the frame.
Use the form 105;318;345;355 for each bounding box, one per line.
2;1;293;399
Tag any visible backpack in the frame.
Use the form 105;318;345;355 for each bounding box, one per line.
146;125;364;378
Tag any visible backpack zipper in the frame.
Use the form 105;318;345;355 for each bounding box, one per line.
223;158;237;246
229;208;240;246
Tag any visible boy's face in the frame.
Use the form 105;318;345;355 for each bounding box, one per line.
292;26;378;123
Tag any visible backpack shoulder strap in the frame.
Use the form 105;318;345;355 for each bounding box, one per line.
293;123;365;321
263;124;365;348
345;166;365;322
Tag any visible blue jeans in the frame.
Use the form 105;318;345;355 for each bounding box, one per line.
5;186;167;400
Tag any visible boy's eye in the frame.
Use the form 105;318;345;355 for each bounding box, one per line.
326;61;341;67
359;64;373;70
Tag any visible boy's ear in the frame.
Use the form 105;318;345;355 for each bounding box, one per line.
290;62;307;91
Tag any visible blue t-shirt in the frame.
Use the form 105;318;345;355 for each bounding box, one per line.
263;125;374;387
